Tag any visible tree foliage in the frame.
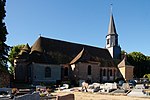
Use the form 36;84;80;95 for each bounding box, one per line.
121;50;127;55
127;52;150;78
8;44;25;75
0;0;9;68
143;74;150;81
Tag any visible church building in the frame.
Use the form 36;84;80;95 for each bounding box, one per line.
14;12;133;85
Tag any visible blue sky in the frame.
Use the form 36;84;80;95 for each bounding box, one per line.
5;0;150;56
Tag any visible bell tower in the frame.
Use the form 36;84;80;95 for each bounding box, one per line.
106;8;121;59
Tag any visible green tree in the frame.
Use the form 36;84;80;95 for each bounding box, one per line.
0;0;9;69
121;50;127;55
145;56;150;74
127;52;147;78
8;44;25;75
143;74;150;81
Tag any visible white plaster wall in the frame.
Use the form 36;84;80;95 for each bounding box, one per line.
106;35;116;48
108;47;114;58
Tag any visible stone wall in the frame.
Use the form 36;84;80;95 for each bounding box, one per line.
75;62;100;82
73;62;116;83
56;93;74;100
32;63;61;84
118;65;134;81
0;71;10;87
125;65;134;81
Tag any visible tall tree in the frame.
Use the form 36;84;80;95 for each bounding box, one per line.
0;0;9;68
127;52;147;78
8;44;25;75
0;0;10;87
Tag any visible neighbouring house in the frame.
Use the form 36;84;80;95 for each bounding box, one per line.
118;56;134;81
14;12;133;85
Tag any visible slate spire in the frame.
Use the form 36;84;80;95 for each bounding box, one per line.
107;4;117;35
108;13;117;35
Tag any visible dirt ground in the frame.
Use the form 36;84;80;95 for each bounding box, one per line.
52;92;150;100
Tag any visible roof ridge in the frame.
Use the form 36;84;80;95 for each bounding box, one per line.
70;48;84;64
36;36;107;50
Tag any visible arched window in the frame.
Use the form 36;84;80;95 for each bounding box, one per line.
107;39;109;45
114;70;116;77
103;69;106;76
64;67;68;76
110;69;112;76
107;69;109;76
100;69;102;75
88;65;91;75
45;67;51;78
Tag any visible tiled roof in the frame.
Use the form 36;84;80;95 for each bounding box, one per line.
70;48;85;64
18;44;31;59
29;36;113;64
23;43;31;52
118;57;131;68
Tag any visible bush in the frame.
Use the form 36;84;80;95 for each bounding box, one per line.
143;74;150;81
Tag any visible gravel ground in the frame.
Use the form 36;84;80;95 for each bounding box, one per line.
52;92;150;100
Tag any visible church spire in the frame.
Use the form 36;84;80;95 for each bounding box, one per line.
108;4;117;35
106;5;121;59
108;14;117;35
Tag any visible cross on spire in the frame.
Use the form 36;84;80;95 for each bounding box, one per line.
39;34;41;37
110;3;113;14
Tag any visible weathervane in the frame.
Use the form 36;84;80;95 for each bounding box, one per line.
110;3;113;14
39;34;41;37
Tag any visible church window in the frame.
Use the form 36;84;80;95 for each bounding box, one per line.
45;67;51;78
107;39;109;44
107;69;109;76
110;69;112;76
88;65;91;75
100;69;102;75
114;70;116;77
115;38;118;45
103;69;106;76
64;67;68;76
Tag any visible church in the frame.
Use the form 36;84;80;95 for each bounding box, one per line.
14;13;134;85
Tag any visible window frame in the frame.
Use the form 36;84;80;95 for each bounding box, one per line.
88;65;91;75
45;67;51;78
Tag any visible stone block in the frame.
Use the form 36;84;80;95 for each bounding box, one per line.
56;94;74;100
